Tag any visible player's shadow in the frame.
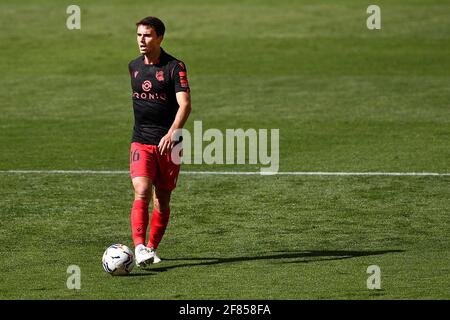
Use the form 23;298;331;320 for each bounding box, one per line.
148;249;404;273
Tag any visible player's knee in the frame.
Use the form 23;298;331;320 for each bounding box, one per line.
132;177;152;201
153;191;171;212
135;193;150;202
154;198;170;212
134;186;151;201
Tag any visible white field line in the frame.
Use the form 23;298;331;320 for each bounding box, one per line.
0;170;449;177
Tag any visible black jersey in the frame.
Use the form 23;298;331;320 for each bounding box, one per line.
128;48;190;145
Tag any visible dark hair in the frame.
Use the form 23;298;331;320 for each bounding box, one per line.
136;16;165;37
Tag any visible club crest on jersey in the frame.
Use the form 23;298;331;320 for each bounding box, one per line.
156;70;164;81
142;80;152;92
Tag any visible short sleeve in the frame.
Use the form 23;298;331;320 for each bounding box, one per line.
172;61;190;93
128;62;132;77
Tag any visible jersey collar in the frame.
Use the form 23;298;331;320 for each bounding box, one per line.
142;48;165;66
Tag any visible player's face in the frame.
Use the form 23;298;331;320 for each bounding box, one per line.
137;25;163;54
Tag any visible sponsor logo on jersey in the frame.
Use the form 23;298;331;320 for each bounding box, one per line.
132;91;167;101
134;71;139;78
142;80;152;92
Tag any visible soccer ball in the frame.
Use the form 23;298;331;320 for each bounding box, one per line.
102;244;134;276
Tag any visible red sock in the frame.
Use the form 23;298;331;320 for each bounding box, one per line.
148;208;170;250
130;199;149;246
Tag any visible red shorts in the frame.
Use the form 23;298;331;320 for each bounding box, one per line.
130;142;180;191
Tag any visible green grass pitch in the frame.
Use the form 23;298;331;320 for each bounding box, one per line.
0;0;449;299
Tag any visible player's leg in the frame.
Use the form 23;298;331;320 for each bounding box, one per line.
146;148;180;263
129;142;158;267
130;176;152;246
131;176;157;267
148;188;171;250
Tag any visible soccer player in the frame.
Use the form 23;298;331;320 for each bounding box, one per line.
128;17;191;267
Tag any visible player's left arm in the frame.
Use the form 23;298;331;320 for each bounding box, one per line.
158;91;191;155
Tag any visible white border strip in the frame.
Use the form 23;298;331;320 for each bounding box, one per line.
0;170;128;174
0;170;449;177
183;171;450;176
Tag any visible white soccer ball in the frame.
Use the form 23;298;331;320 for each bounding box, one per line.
102;244;134;276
